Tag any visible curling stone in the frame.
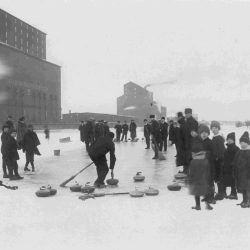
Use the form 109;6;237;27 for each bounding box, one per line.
35;186;51;197
81;182;95;193
106;178;119;186
70;182;82;192
174;173;187;180
47;185;57;196
133;172;145;182
145;187;159;196
167;183;181;191
129;189;145;198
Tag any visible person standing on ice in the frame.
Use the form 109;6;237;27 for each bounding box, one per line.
223;132;240;200
16;116;27;150
78;121;85;143
1;124;10;178
233;131;250;208
44;125;50;140
23;125;41;172
183;108;198;174
5;129;23;180
85;118;95;151
168;120;174;146
129;120;137;141
189;124;213;210
159;117;169;152
150;115;161;159
88;132;116;188
94;120;104;140
114;121;122;142
143;119;151;149
210;121;226;201
121;121;128;142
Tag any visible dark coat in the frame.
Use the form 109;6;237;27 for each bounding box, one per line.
78;124;86;142
1;132;11;157
160;122;168;139
233;149;250;193
115;124;122;133
150;120;161;142
223;143;240;187
144;124;151;137
122;124;129;133
23;130;41;154
5;136;19;161
169;124;175;143
88;136;116;169
103;124;110;136
94;123;104;140
16;121;27;148
211;135;225;182
129;122;137;132
85;121;94;142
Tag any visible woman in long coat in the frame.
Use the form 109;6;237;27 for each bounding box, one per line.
188;124;213;210
16;117;27;149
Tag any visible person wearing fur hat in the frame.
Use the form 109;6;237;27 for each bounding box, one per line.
233;131;250;208
150;115;161;159
183;108;198;174
188;124;214;210
223;132;240;200
209;120;226;201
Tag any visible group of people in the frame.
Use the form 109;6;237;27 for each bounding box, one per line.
114;120;137;142
1;116;41;181
187;120;250;210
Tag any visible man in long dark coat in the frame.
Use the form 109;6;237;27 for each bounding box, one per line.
129;120;137;141
144;119;151;149
159;117;169;152
150;115;161;159
78;121;86;143
94;121;104;141
88;132;116;188
114;121;122;142
103;121;110;136
176;112;186;167
121;121;129;142
183;108;198;174
1;124;10;178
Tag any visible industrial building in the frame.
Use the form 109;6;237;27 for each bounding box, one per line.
117;82;167;123
0;8;61;123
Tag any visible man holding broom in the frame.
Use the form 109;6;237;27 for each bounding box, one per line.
88;132;116;188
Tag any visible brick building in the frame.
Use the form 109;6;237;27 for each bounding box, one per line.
0;9;61;123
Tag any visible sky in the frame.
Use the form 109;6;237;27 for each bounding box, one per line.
1;0;250;121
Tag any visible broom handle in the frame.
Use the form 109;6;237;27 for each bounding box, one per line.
60;162;94;187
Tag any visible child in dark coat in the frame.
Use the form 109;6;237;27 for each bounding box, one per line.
23;125;41;172
223;132;240;200
210;121;226;201
188;124;213;210
5;129;23;180
233;131;250;208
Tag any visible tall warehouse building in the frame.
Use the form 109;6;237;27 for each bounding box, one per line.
0;8;61;123
117;82;167;123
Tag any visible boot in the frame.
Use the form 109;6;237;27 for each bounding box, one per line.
205;202;213;210
228;193;238;200
3;173;9;178
152;156;158;159
15;175;24;180
214;193;225;201
192;196;201;210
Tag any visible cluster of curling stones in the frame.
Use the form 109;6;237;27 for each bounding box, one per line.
35;185;57;197
167;173;187;191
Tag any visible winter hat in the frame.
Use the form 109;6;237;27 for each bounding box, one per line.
149;115;155;118
240;131;249;144
161;117;165;120
2;124;9;129
210;121;221;130
226;132;235;142
177;112;183;118
198;124;210;135
184;108;192;114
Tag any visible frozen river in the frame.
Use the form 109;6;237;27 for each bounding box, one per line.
1;125;250;250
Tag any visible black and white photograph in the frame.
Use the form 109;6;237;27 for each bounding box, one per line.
1;0;250;249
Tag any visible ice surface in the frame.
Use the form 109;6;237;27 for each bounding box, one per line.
1;125;250;250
